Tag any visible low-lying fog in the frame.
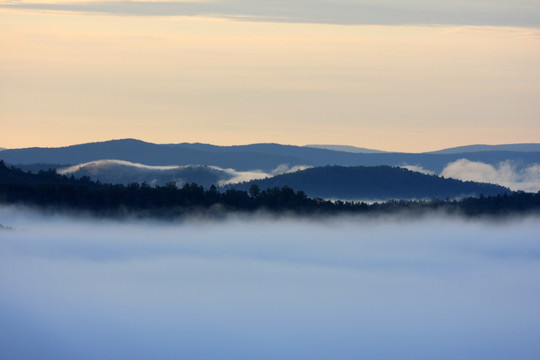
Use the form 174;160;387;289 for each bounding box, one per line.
1;208;539;360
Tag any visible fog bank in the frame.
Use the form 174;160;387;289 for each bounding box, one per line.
1;208;539;360
442;159;540;192
56;159;310;187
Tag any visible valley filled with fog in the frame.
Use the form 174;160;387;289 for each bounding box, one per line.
1;208;539;360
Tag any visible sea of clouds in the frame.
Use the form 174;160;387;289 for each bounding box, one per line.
1;207;539;360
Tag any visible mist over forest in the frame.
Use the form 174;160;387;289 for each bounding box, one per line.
2;0;539;357
1;207;539;360
2;139;539;194
1;141;539;359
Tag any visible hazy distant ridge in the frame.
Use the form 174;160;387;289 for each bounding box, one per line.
2;139;539;175
428;143;540;154
303;144;385;153
0;139;305;172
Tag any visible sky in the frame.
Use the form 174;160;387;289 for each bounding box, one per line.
1;209;540;359
1;0;539;152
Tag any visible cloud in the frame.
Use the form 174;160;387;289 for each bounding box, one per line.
401;164;435;175
441;159;540;192
217;167;269;186
1;208;539;359
218;164;311;185
1;0;539;27
58;160;230;187
56;159;312;187
271;164;312;176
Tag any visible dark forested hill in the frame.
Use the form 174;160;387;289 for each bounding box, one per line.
228;165;509;200
1;139;539;174
0;161;537;217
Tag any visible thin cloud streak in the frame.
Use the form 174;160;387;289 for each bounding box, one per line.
56;159;311;186
1;0;539;27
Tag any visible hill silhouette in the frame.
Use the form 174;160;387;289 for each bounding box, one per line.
1;139;539;174
228;165;509;200
0;161;537;217
428;143;540;154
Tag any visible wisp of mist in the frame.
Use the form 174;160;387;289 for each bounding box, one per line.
1;207;539;360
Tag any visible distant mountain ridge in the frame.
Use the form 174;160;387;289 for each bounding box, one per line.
1;139;539;175
227;165;509;200
0;139;305;172
303;144;385;153
305;143;540;154
428;143;540;154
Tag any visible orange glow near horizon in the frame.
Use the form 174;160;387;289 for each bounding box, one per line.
1;9;539;152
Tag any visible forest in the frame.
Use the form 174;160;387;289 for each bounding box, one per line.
226;165;508;199
1;160;539;218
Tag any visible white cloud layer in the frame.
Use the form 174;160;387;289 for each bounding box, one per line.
217;167;268;186
1;208;539;360
1;0;539;27
57;159;310;186
218;164;311;185
442;159;540;192
58;159;180;173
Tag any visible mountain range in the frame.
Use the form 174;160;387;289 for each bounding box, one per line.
0;139;537;199
305;143;540;154
426;143;540;154
56;160;264;188
1;139;539;174
303;144;386;153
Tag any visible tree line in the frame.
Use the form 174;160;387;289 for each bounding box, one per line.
0;160;539;218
